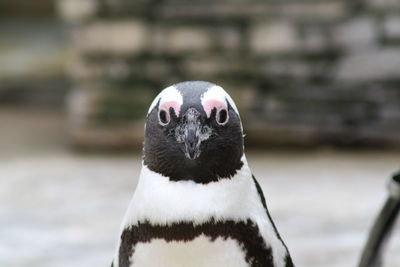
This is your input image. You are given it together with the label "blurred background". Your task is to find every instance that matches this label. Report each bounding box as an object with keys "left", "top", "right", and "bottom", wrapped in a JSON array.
[{"left": 1, "top": 0, "right": 399, "bottom": 266}]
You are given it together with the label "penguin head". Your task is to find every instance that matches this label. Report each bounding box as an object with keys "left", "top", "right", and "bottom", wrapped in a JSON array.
[{"left": 143, "top": 81, "right": 244, "bottom": 183}]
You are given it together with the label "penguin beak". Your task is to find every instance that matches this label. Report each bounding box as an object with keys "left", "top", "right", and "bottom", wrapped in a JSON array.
[
  {"left": 185, "top": 128, "right": 199, "bottom": 160},
  {"left": 175, "top": 108, "right": 212, "bottom": 160}
]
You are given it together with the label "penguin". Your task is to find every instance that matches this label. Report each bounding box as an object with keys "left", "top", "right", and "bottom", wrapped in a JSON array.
[{"left": 112, "top": 81, "right": 294, "bottom": 267}]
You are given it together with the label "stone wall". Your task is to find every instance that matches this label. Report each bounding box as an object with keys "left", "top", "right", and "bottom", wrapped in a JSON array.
[
  {"left": 58, "top": 0, "right": 400, "bottom": 148},
  {"left": 0, "top": 17, "right": 68, "bottom": 108}
]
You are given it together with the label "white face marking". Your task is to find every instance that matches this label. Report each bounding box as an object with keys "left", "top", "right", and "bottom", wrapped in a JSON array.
[
  {"left": 147, "top": 85, "right": 183, "bottom": 116},
  {"left": 114, "top": 156, "right": 288, "bottom": 267},
  {"left": 130, "top": 235, "right": 249, "bottom": 267},
  {"left": 201, "top": 85, "right": 240, "bottom": 117}
]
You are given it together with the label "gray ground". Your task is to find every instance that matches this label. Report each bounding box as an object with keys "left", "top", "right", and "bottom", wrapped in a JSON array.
[{"left": 1, "top": 108, "right": 399, "bottom": 267}]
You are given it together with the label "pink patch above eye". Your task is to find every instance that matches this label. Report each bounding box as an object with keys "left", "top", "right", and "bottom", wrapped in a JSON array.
[
  {"left": 202, "top": 99, "right": 227, "bottom": 118},
  {"left": 159, "top": 101, "right": 181, "bottom": 117}
]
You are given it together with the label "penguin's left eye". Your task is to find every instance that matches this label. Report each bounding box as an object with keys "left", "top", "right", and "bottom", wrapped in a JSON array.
[
  {"left": 216, "top": 108, "right": 229, "bottom": 125},
  {"left": 158, "top": 109, "right": 170, "bottom": 125}
]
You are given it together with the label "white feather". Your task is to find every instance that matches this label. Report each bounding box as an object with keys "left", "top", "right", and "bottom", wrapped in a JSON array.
[
  {"left": 201, "top": 85, "right": 240, "bottom": 116},
  {"left": 130, "top": 235, "right": 249, "bottom": 267},
  {"left": 147, "top": 85, "right": 183, "bottom": 115}
]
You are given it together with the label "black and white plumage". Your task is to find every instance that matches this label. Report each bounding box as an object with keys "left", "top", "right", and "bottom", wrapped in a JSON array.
[{"left": 112, "top": 81, "right": 294, "bottom": 267}]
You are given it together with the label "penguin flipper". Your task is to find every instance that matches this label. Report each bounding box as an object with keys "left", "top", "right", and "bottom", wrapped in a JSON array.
[{"left": 252, "top": 174, "right": 295, "bottom": 267}]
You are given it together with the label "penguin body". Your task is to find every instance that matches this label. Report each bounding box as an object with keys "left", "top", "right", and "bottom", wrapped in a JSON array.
[{"left": 112, "top": 81, "right": 294, "bottom": 267}]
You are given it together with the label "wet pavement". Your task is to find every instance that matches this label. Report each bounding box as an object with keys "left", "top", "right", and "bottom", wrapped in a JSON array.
[{"left": 1, "top": 149, "right": 399, "bottom": 267}]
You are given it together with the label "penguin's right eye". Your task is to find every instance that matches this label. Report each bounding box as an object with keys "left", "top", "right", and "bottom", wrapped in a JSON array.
[
  {"left": 216, "top": 108, "right": 229, "bottom": 125},
  {"left": 158, "top": 109, "right": 170, "bottom": 125}
]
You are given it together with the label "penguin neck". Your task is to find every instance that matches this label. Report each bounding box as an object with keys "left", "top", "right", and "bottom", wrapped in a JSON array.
[{"left": 122, "top": 154, "right": 256, "bottom": 227}]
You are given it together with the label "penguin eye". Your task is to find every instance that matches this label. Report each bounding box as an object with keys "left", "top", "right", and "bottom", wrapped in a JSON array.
[
  {"left": 216, "top": 109, "right": 229, "bottom": 125},
  {"left": 158, "top": 109, "right": 170, "bottom": 125}
]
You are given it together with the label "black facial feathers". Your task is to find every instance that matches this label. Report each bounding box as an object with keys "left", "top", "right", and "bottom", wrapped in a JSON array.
[{"left": 143, "top": 81, "right": 244, "bottom": 184}]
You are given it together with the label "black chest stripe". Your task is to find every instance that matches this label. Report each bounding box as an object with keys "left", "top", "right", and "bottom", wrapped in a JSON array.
[{"left": 119, "top": 218, "right": 274, "bottom": 267}]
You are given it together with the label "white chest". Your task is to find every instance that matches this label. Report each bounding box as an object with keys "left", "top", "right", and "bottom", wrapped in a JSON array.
[
  {"left": 114, "top": 161, "right": 289, "bottom": 267},
  {"left": 130, "top": 235, "right": 249, "bottom": 267}
]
